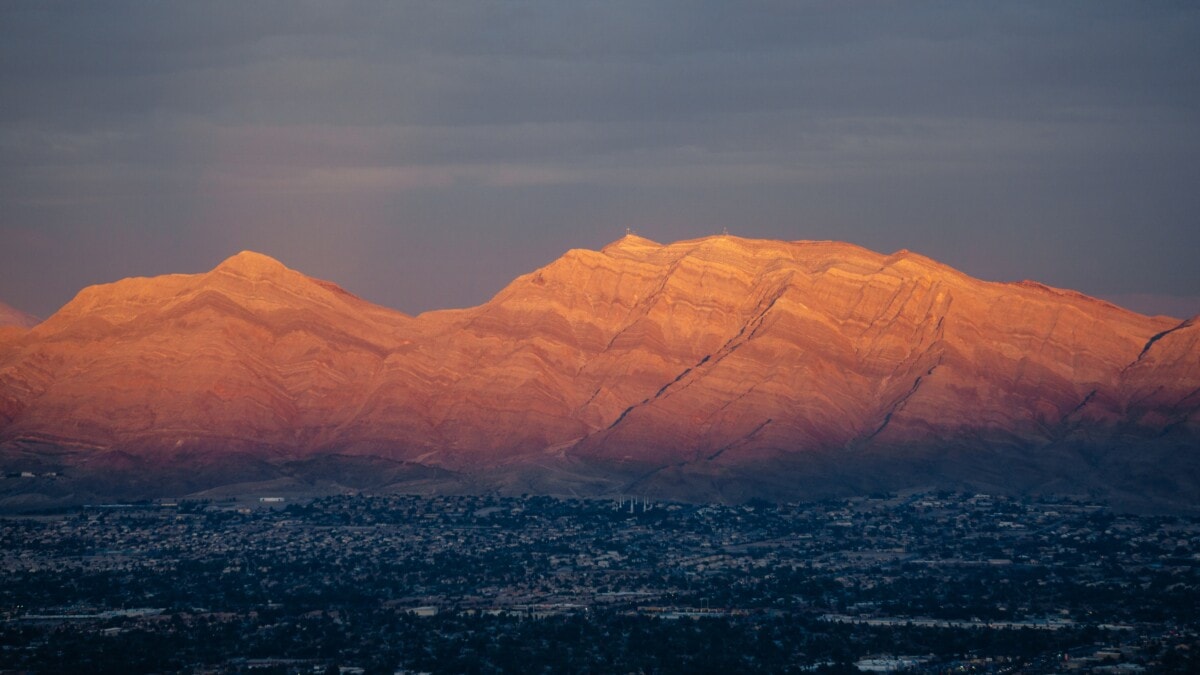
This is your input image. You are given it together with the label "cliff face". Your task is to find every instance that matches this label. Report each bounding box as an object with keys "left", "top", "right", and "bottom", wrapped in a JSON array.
[
  {"left": 0, "top": 236, "right": 1196, "bottom": 507},
  {"left": 1074, "top": 316, "right": 1200, "bottom": 436}
]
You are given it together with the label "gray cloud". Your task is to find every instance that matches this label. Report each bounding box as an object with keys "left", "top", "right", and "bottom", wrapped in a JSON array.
[{"left": 1, "top": 1, "right": 1198, "bottom": 318}]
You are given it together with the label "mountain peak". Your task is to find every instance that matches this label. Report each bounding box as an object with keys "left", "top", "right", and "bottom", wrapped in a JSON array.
[
  {"left": 213, "top": 250, "right": 290, "bottom": 278},
  {"left": 601, "top": 232, "right": 662, "bottom": 255}
]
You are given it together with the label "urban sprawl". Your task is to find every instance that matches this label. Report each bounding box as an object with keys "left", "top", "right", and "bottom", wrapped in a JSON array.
[{"left": 2, "top": 491, "right": 1198, "bottom": 673}]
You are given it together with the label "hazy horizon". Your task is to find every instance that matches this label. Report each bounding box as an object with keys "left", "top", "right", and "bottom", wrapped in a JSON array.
[
  {"left": 3, "top": 235, "right": 1199, "bottom": 323},
  {"left": 2, "top": 2, "right": 1199, "bottom": 320}
]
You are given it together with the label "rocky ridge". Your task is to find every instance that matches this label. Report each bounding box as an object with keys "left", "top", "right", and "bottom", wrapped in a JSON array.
[{"left": 0, "top": 236, "right": 1196, "bottom": 510}]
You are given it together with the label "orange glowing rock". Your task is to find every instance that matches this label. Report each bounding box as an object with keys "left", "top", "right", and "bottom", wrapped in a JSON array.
[{"left": 0, "top": 234, "right": 1196, "bottom": 506}]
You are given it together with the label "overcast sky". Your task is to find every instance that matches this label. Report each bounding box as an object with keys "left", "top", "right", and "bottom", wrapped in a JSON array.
[{"left": 2, "top": 2, "right": 1198, "bottom": 319}]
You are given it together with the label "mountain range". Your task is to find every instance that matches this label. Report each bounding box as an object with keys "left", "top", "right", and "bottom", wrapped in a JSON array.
[{"left": 1, "top": 235, "right": 1197, "bottom": 511}]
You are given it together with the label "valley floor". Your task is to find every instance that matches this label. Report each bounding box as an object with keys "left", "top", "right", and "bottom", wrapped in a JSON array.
[{"left": 1, "top": 492, "right": 1198, "bottom": 673}]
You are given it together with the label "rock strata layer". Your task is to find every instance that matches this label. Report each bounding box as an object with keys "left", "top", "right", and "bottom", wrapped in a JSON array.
[{"left": 1, "top": 236, "right": 1196, "bottom": 509}]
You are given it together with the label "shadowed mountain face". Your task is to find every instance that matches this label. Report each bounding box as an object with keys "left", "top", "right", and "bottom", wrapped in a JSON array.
[{"left": 1, "top": 236, "right": 1197, "bottom": 510}]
